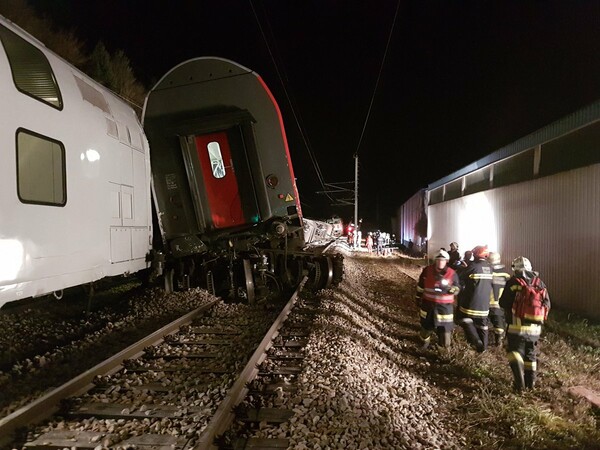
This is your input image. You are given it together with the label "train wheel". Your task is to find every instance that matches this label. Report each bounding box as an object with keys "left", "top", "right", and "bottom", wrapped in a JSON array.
[
  {"left": 243, "top": 259, "right": 256, "bottom": 305},
  {"left": 332, "top": 254, "right": 344, "bottom": 286},
  {"left": 311, "top": 259, "right": 322, "bottom": 290},
  {"left": 321, "top": 256, "right": 334, "bottom": 289}
]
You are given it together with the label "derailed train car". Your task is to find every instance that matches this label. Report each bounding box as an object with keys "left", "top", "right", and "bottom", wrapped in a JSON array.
[
  {"left": 0, "top": 14, "right": 341, "bottom": 309},
  {"left": 143, "top": 58, "right": 342, "bottom": 303}
]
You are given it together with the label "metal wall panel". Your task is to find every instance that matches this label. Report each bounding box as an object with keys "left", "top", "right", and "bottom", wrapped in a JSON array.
[
  {"left": 398, "top": 189, "right": 426, "bottom": 248},
  {"left": 428, "top": 164, "right": 600, "bottom": 319}
]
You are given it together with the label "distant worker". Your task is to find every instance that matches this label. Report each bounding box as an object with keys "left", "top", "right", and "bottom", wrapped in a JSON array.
[
  {"left": 366, "top": 232, "right": 374, "bottom": 254},
  {"left": 454, "top": 250, "right": 473, "bottom": 275},
  {"left": 457, "top": 245, "right": 493, "bottom": 352},
  {"left": 499, "top": 257, "right": 551, "bottom": 391},
  {"left": 408, "top": 239, "right": 414, "bottom": 255},
  {"left": 415, "top": 249, "right": 460, "bottom": 349},
  {"left": 488, "top": 252, "right": 510, "bottom": 346},
  {"left": 376, "top": 232, "right": 384, "bottom": 256},
  {"left": 448, "top": 242, "right": 460, "bottom": 267}
]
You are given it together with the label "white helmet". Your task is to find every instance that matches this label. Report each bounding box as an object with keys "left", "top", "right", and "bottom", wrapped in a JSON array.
[
  {"left": 511, "top": 256, "right": 532, "bottom": 272},
  {"left": 488, "top": 252, "right": 501, "bottom": 265},
  {"left": 435, "top": 249, "right": 450, "bottom": 260}
]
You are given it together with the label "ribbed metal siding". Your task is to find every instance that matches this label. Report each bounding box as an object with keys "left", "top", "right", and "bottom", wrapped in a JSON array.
[
  {"left": 398, "top": 190, "right": 426, "bottom": 247},
  {"left": 428, "top": 164, "right": 600, "bottom": 319}
]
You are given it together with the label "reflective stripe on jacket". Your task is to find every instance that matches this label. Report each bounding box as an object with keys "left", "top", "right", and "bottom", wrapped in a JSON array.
[
  {"left": 417, "top": 264, "right": 460, "bottom": 304},
  {"left": 459, "top": 258, "right": 494, "bottom": 315},
  {"left": 491, "top": 265, "right": 511, "bottom": 308}
]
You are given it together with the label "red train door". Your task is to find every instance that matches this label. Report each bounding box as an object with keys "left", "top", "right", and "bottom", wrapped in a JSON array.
[{"left": 195, "top": 131, "right": 245, "bottom": 229}]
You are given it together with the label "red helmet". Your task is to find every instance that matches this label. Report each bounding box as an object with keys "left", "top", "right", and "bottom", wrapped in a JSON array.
[{"left": 472, "top": 245, "right": 489, "bottom": 259}]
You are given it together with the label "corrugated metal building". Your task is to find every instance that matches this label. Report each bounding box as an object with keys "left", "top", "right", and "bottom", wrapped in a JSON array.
[
  {"left": 397, "top": 189, "right": 427, "bottom": 251},
  {"left": 424, "top": 99, "right": 600, "bottom": 319}
]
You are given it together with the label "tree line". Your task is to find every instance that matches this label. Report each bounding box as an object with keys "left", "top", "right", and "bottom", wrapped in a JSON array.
[{"left": 0, "top": 0, "right": 146, "bottom": 111}]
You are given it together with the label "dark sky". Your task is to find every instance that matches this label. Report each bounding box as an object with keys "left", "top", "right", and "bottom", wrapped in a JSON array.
[{"left": 29, "top": 0, "right": 600, "bottom": 228}]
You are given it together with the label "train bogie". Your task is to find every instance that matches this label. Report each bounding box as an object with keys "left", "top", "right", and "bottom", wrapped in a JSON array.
[{"left": 0, "top": 17, "right": 152, "bottom": 308}]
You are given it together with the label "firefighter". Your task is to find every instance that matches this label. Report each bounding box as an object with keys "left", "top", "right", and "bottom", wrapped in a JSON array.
[
  {"left": 488, "top": 252, "right": 510, "bottom": 346},
  {"left": 448, "top": 242, "right": 460, "bottom": 267},
  {"left": 366, "top": 232, "right": 374, "bottom": 254},
  {"left": 457, "top": 245, "right": 493, "bottom": 352},
  {"left": 415, "top": 249, "right": 460, "bottom": 349},
  {"left": 499, "top": 256, "right": 551, "bottom": 391}
]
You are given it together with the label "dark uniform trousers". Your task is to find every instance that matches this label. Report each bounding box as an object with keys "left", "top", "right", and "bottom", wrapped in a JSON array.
[{"left": 506, "top": 322, "right": 541, "bottom": 390}]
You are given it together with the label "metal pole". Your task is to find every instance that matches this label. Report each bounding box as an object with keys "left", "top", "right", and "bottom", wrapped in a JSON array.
[{"left": 354, "top": 155, "right": 358, "bottom": 227}]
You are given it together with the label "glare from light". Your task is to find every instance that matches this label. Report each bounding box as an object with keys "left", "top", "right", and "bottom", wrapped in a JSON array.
[
  {"left": 456, "top": 192, "right": 498, "bottom": 252},
  {"left": 0, "top": 239, "right": 24, "bottom": 283},
  {"left": 86, "top": 149, "right": 100, "bottom": 162},
  {"left": 80, "top": 153, "right": 85, "bottom": 161}
]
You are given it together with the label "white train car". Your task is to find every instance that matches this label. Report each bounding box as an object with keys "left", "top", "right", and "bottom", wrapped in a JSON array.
[{"left": 0, "top": 16, "right": 152, "bottom": 307}]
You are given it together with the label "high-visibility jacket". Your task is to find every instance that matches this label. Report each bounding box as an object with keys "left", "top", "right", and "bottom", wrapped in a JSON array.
[
  {"left": 459, "top": 258, "right": 493, "bottom": 317},
  {"left": 416, "top": 265, "right": 460, "bottom": 306},
  {"left": 491, "top": 264, "right": 511, "bottom": 308}
]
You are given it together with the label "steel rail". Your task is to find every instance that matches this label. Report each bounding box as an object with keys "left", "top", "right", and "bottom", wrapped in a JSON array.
[
  {"left": 195, "top": 277, "right": 308, "bottom": 450},
  {"left": 0, "top": 300, "right": 218, "bottom": 443}
]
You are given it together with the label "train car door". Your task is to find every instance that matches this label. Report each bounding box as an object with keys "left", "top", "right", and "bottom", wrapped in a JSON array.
[{"left": 194, "top": 131, "right": 247, "bottom": 229}]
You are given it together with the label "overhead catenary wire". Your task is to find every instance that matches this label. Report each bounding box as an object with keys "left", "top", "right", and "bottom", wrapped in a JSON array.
[
  {"left": 249, "top": 0, "right": 335, "bottom": 202},
  {"left": 354, "top": 0, "right": 401, "bottom": 157}
]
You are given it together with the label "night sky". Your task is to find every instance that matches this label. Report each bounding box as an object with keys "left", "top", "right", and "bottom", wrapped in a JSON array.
[{"left": 27, "top": 0, "right": 600, "bottom": 229}]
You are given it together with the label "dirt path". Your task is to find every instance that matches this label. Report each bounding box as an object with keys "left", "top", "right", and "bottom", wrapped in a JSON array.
[{"left": 320, "top": 254, "right": 600, "bottom": 449}]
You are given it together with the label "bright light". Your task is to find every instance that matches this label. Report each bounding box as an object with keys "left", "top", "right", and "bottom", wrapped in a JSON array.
[
  {"left": 0, "top": 239, "right": 24, "bottom": 282},
  {"left": 457, "top": 192, "right": 498, "bottom": 252},
  {"left": 86, "top": 149, "right": 100, "bottom": 162}
]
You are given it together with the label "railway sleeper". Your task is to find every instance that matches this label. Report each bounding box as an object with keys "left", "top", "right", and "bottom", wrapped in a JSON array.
[
  {"left": 237, "top": 407, "right": 294, "bottom": 424},
  {"left": 68, "top": 401, "right": 204, "bottom": 420},
  {"left": 144, "top": 352, "right": 221, "bottom": 359},
  {"left": 125, "top": 364, "right": 230, "bottom": 374},
  {"left": 231, "top": 437, "right": 289, "bottom": 449},
  {"left": 25, "top": 431, "right": 188, "bottom": 450}
]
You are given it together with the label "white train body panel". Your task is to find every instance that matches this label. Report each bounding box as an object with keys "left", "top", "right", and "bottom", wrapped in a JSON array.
[{"left": 0, "top": 17, "right": 152, "bottom": 307}]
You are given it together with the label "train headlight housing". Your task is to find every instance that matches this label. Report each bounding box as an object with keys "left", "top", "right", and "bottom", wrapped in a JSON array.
[{"left": 266, "top": 174, "right": 279, "bottom": 189}]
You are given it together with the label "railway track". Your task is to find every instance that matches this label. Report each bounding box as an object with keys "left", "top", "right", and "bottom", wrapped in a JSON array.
[{"left": 2, "top": 279, "right": 312, "bottom": 450}]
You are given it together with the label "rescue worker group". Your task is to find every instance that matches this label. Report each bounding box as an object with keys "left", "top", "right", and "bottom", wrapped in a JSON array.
[{"left": 414, "top": 243, "right": 551, "bottom": 392}]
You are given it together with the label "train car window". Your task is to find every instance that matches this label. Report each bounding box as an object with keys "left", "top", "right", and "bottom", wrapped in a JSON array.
[
  {"left": 0, "top": 24, "right": 63, "bottom": 110},
  {"left": 207, "top": 141, "right": 226, "bottom": 179},
  {"left": 16, "top": 129, "right": 66, "bottom": 206}
]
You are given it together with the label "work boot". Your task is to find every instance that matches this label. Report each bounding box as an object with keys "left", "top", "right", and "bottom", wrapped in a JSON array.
[
  {"left": 510, "top": 361, "right": 525, "bottom": 392},
  {"left": 476, "top": 327, "right": 488, "bottom": 351},
  {"left": 459, "top": 319, "right": 482, "bottom": 350},
  {"left": 524, "top": 370, "right": 536, "bottom": 389},
  {"left": 439, "top": 331, "right": 452, "bottom": 348},
  {"left": 494, "top": 333, "right": 504, "bottom": 347}
]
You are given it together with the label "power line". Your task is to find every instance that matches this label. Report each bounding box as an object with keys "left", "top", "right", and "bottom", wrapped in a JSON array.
[
  {"left": 249, "top": 0, "right": 334, "bottom": 201},
  {"left": 354, "top": 0, "right": 401, "bottom": 157}
]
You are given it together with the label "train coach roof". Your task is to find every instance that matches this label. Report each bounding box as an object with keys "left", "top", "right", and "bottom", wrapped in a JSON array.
[
  {"left": 428, "top": 98, "right": 600, "bottom": 190},
  {"left": 142, "top": 57, "right": 258, "bottom": 120}
]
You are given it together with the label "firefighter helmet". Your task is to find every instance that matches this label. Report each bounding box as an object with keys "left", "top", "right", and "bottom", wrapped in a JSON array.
[
  {"left": 472, "top": 245, "right": 489, "bottom": 259},
  {"left": 435, "top": 249, "right": 450, "bottom": 260},
  {"left": 511, "top": 256, "right": 532, "bottom": 272},
  {"left": 488, "top": 252, "right": 501, "bottom": 265}
]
